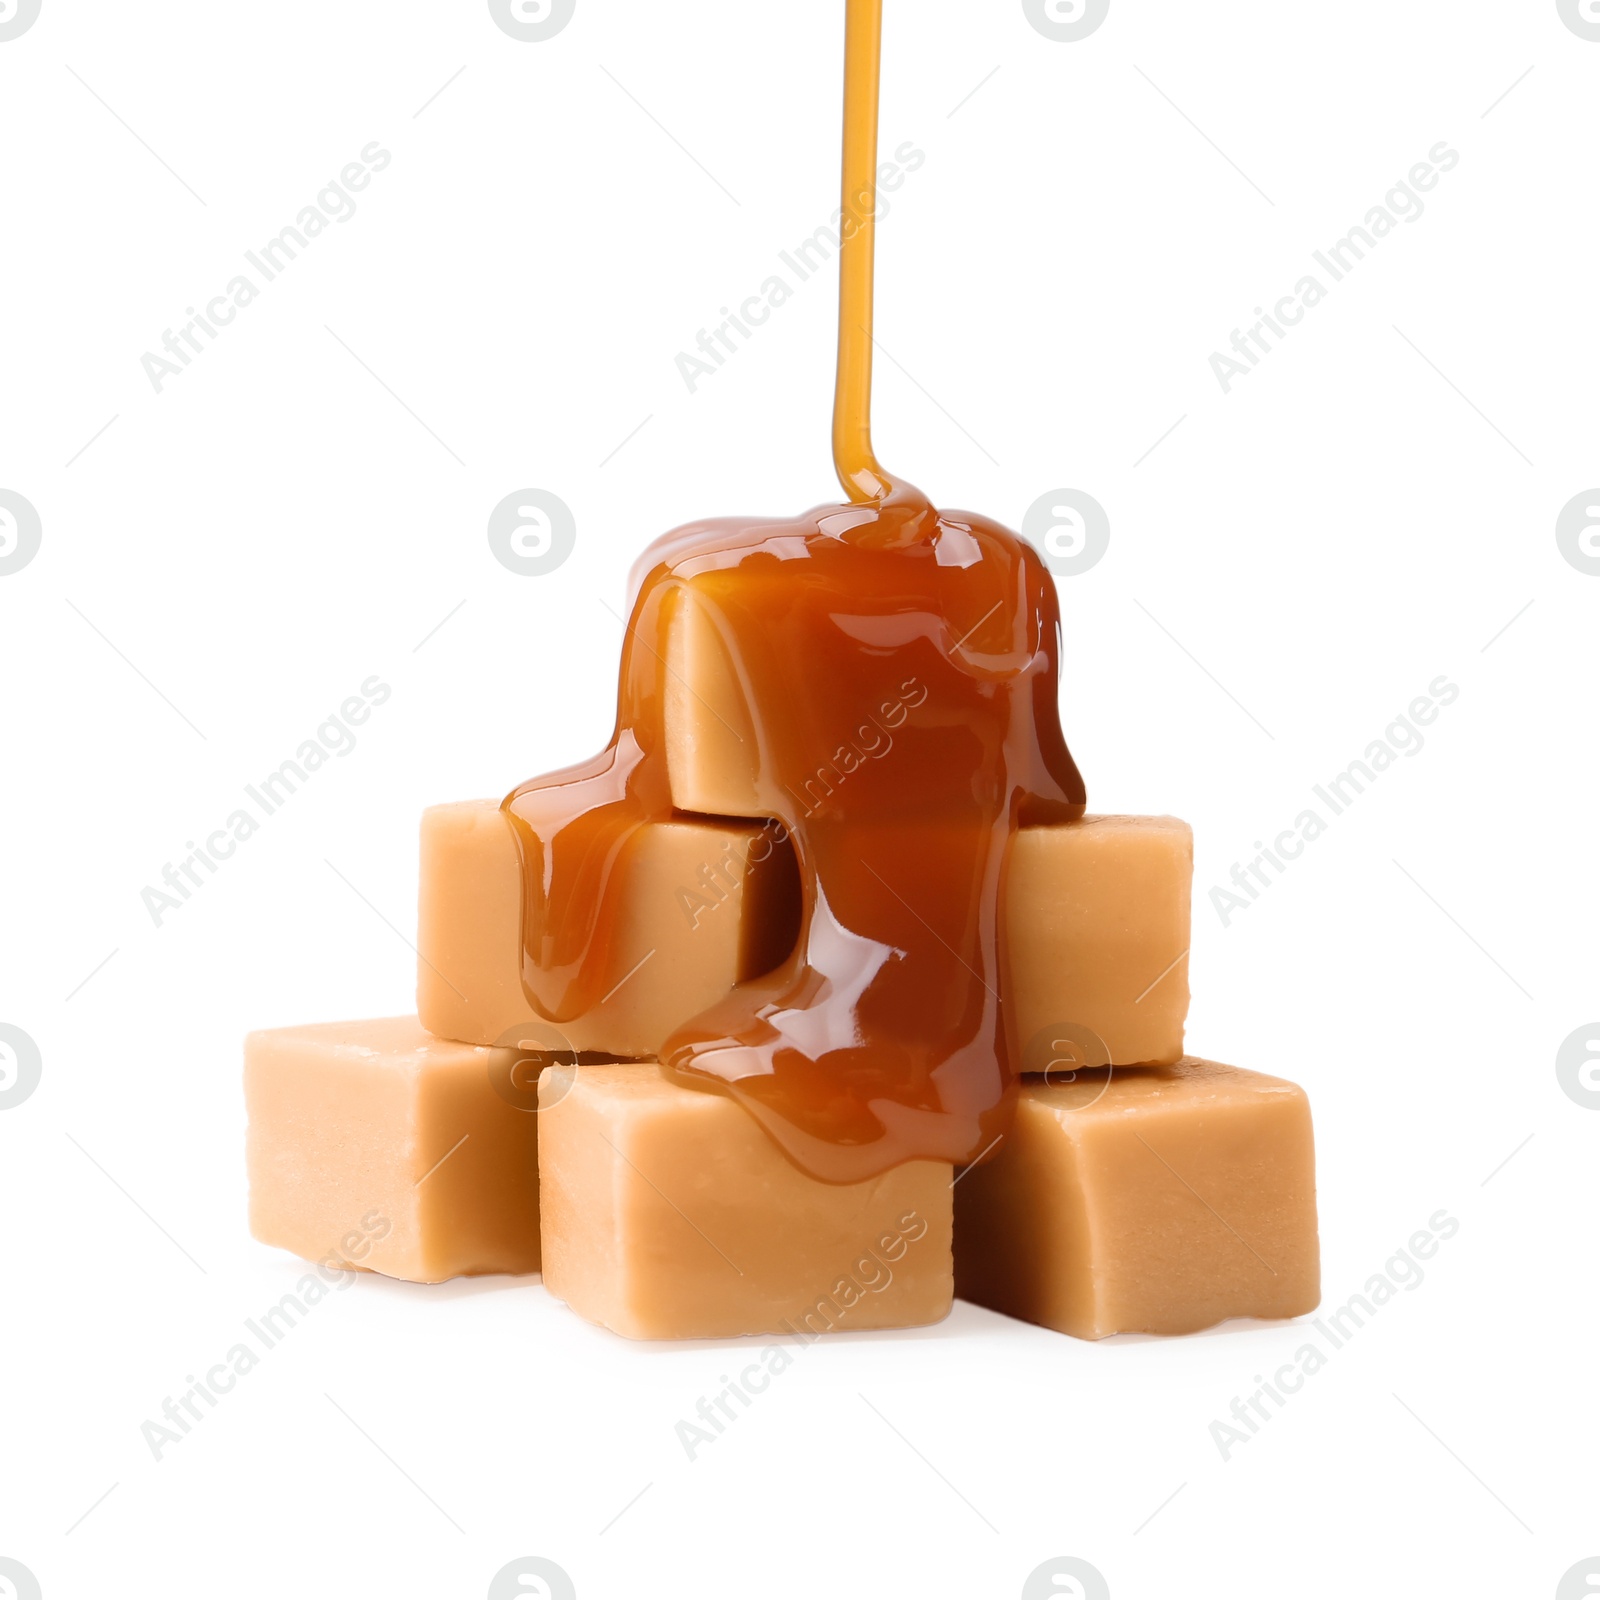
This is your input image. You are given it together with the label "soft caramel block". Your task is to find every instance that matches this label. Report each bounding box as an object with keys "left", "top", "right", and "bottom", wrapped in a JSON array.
[
  {"left": 423, "top": 803, "right": 1190, "bottom": 1068},
  {"left": 955, "top": 1059, "right": 1319, "bottom": 1338},
  {"left": 539, "top": 1064, "right": 953, "bottom": 1339},
  {"left": 662, "top": 585, "right": 1189, "bottom": 1061},
  {"left": 417, "top": 801, "right": 799, "bottom": 1055},
  {"left": 665, "top": 581, "right": 763, "bottom": 819},
  {"left": 246, "top": 1017, "right": 541, "bottom": 1282},
  {"left": 1006, "top": 815, "right": 1191, "bottom": 1068}
]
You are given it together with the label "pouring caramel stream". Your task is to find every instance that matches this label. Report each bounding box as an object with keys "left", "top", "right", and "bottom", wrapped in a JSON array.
[
  {"left": 833, "top": 0, "right": 888, "bottom": 506},
  {"left": 504, "top": 0, "right": 1085, "bottom": 1182}
]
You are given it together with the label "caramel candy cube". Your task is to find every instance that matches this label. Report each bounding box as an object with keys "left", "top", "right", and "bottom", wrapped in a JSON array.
[
  {"left": 419, "top": 803, "right": 1188, "bottom": 1068},
  {"left": 539, "top": 1064, "right": 953, "bottom": 1340},
  {"left": 1007, "top": 816, "right": 1191, "bottom": 1067},
  {"left": 955, "top": 1059, "right": 1319, "bottom": 1338},
  {"left": 665, "top": 582, "right": 764, "bottom": 819},
  {"left": 417, "top": 801, "right": 799, "bottom": 1055},
  {"left": 662, "top": 592, "right": 1190, "bottom": 1062},
  {"left": 246, "top": 1016, "right": 541, "bottom": 1283}
]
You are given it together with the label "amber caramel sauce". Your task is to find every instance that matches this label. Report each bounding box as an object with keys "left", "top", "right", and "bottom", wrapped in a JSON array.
[{"left": 504, "top": 0, "right": 1085, "bottom": 1182}]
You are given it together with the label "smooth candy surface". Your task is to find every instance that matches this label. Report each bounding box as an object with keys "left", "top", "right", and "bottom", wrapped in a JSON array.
[
  {"left": 539, "top": 1063, "right": 954, "bottom": 1340},
  {"left": 954, "top": 1058, "right": 1320, "bottom": 1339},
  {"left": 246, "top": 1016, "right": 541, "bottom": 1283}
]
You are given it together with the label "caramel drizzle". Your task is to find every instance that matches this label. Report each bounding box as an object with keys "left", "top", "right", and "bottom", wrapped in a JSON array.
[
  {"left": 834, "top": 0, "right": 889, "bottom": 505},
  {"left": 503, "top": 0, "right": 1086, "bottom": 1182}
]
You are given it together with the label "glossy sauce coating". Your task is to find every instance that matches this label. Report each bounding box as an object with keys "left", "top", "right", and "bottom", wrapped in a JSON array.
[{"left": 504, "top": 0, "right": 1085, "bottom": 1181}]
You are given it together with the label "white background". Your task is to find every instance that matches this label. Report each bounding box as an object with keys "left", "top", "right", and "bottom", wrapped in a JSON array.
[{"left": 2, "top": 2, "right": 1596, "bottom": 1597}]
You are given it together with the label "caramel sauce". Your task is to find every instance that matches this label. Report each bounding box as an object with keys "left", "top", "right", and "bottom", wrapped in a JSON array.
[{"left": 504, "top": 0, "right": 1085, "bottom": 1182}]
